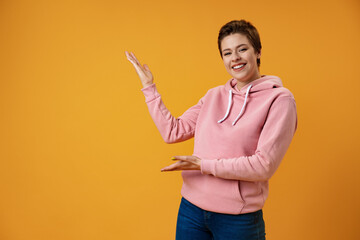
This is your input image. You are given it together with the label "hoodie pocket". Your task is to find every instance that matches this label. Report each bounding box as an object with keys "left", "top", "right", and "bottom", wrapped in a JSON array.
[{"left": 234, "top": 180, "right": 245, "bottom": 203}]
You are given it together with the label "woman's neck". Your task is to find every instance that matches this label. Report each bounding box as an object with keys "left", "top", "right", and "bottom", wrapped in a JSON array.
[{"left": 236, "top": 72, "right": 261, "bottom": 91}]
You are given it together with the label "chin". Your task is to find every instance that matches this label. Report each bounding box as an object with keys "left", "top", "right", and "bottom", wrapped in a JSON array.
[{"left": 233, "top": 74, "right": 250, "bottom": 82}]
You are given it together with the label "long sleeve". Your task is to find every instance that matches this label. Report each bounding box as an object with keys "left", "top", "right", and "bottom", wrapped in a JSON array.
[
  {"left": 141, "top": 84, "right": 203, "bottom": 144},
  {"left": 201, "top": 96, "right": 298, "bottom": 181}
]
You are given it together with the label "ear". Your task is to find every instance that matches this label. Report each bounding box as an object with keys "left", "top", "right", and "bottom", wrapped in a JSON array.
[{"left": 257, "top": 50, "right": 261, "bottom": 59}]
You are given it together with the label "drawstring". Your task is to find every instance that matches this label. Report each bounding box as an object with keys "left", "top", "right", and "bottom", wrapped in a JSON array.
[
  {"left": 217, "top": 89, "right": 233, "bottom": 123},
  {"left": 218, "top": 85, "right": 252, "bottom": 126},
  {"left": 232, "top": 85, "right": 252, "bottom": 125}
]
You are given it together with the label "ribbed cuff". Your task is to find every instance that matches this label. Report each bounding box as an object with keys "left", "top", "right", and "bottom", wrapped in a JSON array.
[
  {"left": 141, "top": 83, "right": 161, "bottom": 102},
  {"left": 201, "top": 159, "right": 216, "bottom": 175}
]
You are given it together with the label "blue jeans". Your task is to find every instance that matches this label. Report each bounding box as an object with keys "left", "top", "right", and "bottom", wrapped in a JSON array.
[{"left": 176, "top": 197, "right": 266, "bottom": 240}]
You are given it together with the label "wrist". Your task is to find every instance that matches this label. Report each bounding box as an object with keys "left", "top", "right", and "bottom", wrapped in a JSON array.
[{"left": 142, "top": 82, "right": 153, "bottom": 88}]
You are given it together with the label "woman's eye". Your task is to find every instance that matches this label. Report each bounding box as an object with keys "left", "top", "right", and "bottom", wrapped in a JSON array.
[
  {"left": 239, "top": 48, "right": 247, "bottom": 52},
  {"left": 224, "top": 52, "right": 231, "bottom": 56}
]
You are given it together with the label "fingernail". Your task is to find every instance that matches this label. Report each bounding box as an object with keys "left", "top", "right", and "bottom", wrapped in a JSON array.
[{"left": 171, "top": 157, "right": 176, "bottom": 160}]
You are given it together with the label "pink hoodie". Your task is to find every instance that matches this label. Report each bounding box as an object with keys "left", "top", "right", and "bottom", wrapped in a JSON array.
[{"left": 141, "top": 75, "right": 297, "bottom": 214}]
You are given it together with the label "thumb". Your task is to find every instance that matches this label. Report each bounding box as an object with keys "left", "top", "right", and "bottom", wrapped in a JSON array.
[{"left": 143, "top": 64, "right": 150, "bottom": 71}]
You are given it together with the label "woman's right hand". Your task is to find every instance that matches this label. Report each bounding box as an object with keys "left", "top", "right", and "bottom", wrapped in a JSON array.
[{"left": 125, "top": 51, "right": 154, "bottom": 88}]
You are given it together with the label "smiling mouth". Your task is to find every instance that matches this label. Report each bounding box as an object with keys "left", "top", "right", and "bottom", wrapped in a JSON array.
[{"left": 232, "top": 63, "right": 246, "bottom": 70}]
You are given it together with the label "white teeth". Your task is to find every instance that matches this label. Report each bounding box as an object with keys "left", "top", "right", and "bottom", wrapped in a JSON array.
[{"left": 233, "top": 64, "right": 245, "bottom": 69}]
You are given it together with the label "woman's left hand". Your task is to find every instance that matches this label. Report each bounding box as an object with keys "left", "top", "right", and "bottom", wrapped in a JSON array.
[{"left": 161, "top": 156, "right": 201, "bottom": 172}]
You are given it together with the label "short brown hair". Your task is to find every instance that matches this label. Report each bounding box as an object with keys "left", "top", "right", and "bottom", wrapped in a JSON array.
[{"left": 218, "top": 20, "right": 262, "bottom": 67}]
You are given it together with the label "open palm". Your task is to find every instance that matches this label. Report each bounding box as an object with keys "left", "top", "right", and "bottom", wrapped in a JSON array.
[{"left": 125, "top": 51, "right": 153, "bottom": 88}]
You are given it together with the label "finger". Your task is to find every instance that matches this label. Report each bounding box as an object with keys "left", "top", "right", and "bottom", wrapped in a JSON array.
[
  {"left": 130, "top": 52, "right": 143, "bottom": 68},
  {"left": 126, "top": 52, "right": 146, "bottom": 75},
  {"left": 131, "top": 54, "right": 150, "bottom": 77},
  {"left": 125, "top": 51, "right": 140, "bottom": 66},
  {"left": 143, "top": 64, "right": 151, "bottom": 72},
  {"left": 172, "top": 156, "right": 193, "bottom": 162},
  {"left": 125, "top": 51, "right": 136, "bottom": 62},
  {"left": 125, "top": 51, "right": 139, "bottom": 67},
  {"left": 161, "top": 162, "right": 182, "bottom": 172},
  {"left": 125, "top": 51, "right": 134, "bottom": 62}
]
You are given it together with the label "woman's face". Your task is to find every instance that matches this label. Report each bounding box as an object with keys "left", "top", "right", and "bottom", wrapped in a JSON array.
[{"left": 221, "top": 33, "right": 261, "bottom": 88}]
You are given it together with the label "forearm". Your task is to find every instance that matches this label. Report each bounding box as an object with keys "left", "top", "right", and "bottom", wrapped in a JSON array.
[
  {"left": 201, "top": 146, "right": 290, "bottom": 182},
  {"left": 142, "top": 84, "right": 200, "bottom": 143}
]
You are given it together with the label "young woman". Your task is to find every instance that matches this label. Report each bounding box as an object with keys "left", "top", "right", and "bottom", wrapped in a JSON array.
[{"left": 126, "top": 19, "right": 297, "bottom": 240}]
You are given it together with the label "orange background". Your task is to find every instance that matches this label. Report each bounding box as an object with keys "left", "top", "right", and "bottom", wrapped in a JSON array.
[{"left": 1, "top": 0, "right": 359, "bottom": 239}]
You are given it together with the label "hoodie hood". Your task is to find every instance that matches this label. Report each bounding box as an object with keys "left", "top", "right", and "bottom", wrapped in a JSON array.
[
  {"left": 218, "top": 75, "right": 283, "bottom": 126},
  {"left": 225, "top": 75, "right": 283, "bottom": 94}
]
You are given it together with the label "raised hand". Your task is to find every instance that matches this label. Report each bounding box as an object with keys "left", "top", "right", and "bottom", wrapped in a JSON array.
[
  {"left": 161, "top": 156, "right": 201, "bottom": 172},
  {"left": 125, "top": 51, "right": 153, "bottom": 88}
]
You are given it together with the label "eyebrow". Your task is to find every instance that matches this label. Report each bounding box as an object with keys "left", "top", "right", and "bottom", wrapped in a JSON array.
[{"left": 222, "top": 44, "right": 248, "bottom": 52}]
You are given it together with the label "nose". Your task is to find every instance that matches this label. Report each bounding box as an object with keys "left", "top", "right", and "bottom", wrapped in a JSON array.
[{"left": 231, "top": 52, "right": 241, "bottom": 62}]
